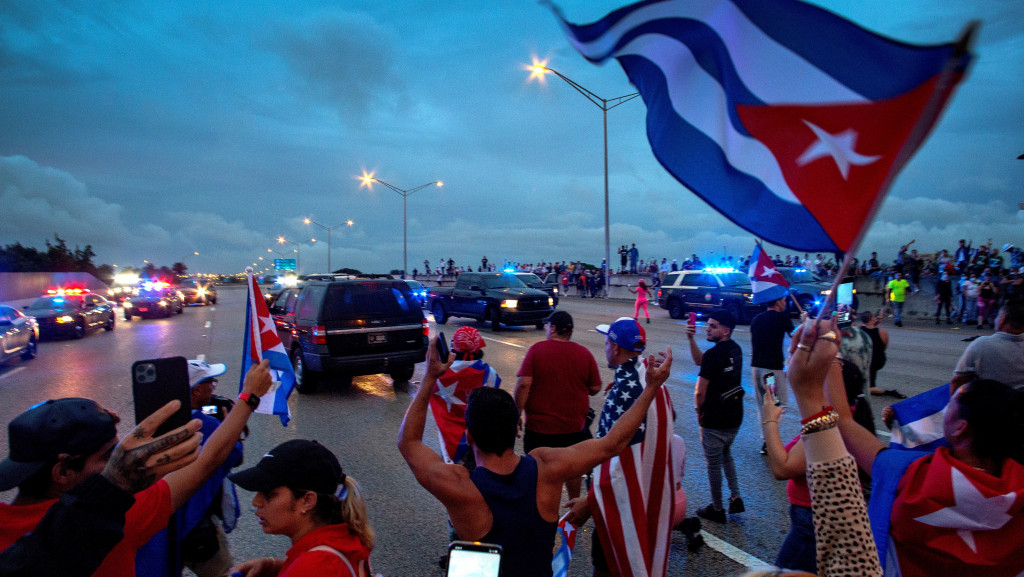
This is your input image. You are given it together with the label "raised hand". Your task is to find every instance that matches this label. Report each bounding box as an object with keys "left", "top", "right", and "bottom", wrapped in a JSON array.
[{"left": 101, "top": 400, "right": 203, "bottom": 494}]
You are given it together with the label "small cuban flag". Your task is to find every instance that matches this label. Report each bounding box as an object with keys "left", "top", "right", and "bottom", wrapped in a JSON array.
[
  {"left": 552, "top": 512, "right": 577, "bottom": 577},
  {"left": 240, "top": 268, "right": 295, "bottom": 426},
  {"left": 748, "top": 243, "right": 790, "bottom": 305}
]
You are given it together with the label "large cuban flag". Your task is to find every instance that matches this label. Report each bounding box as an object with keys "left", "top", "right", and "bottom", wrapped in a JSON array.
[
  {"left": 240, "top": 269, "right": 295, "bottom": 426},
  {"left": 429, "top": 360, "right": 501, "bottom": 464},
  {"left": 553, "top": 0, "right": 973, "bottom": 252},
  {"left": 748, "top": 243, "right": 789, "bottom": 304}
]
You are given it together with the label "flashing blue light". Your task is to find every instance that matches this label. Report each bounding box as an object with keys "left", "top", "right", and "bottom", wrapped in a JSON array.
[
  {"left": 53, "top": 297, "right": 65, "bottom": 304},
  {"left": 794, "top": 268, "right": 807, "bottom": 273},
  {"left": 503, "top": 268, "right": 515, "bottom": 274},
  {"left": 705, "top": 267, "right": 737, "bottom": 273}
]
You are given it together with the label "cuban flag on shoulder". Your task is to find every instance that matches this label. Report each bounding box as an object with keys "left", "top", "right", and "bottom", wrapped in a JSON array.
[
  {"left": 888, "top": 383, "right": 951, "bottom": 453},
  {"left": 748, "top": 243, "right": 789, "bottom": 304},
  {"left": 241, "top": 269, "right": 295, "bottom": 426},
  {"left": 552, "top": 0, "right": 973, "bottom": 252}
]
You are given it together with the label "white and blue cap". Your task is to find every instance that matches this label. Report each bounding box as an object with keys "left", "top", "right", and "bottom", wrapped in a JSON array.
[
  {"left": 596, "top": 316, "right": 647, "bottom": 352},
  {"left": 187, "top": 359, "right": 226, "bottom": 388}
]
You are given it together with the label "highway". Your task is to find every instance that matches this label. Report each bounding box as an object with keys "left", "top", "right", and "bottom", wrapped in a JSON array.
[{"left": 0, "top": 285, "right": 973, "bottom": 576}]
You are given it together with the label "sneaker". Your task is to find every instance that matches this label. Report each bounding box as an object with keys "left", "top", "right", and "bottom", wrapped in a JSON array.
[
  {"left": 883, "top": 389, "right": 908, "bottom": 399},
  {"left": 760, "top": 442, "right": 768, "bottom": 455},
  {"left": 728, "top": 496, "right": 745, "bottom": 514},
  {"left": 696, "top": 504, "right": 726, "bottom": 523}
]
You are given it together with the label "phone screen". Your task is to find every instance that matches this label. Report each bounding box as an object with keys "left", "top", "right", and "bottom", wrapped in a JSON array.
[
  {"left": 764, "top": 372, "right": 779, "bottom": 406},
  {"left": 436, "top": 331, "right": 449, "bottom": 361},
  {"left": 447, "top": 542, "right": 501, "bottom": 577}
]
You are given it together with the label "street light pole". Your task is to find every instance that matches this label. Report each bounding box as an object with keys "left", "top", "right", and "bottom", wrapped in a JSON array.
[
  {"left": 530, "top": 63, "right": 640, "bottom": 296},
  {"left": 303, "top": 219, "right": 353, "bottom": 273},
  {"left": 359, "top": 174, "right": 443, "bottom": 278}
]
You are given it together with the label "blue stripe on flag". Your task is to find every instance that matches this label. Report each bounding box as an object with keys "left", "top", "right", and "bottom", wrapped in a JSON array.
[
  {"left": 621, "top": 54, "right": 836, "bottom": 251},
  {"left": 889, "top": 383, "right": 950, "bottom": 451},
  {"left": 731, "top": 0, "right": 958, "bottom": 99}
]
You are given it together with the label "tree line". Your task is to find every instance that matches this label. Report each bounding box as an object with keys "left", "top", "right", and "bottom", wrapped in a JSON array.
[{"left": 0, "top": 235, "right": 186, "bottom": 282}]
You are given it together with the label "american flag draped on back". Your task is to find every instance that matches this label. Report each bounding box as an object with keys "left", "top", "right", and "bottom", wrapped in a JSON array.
[
  {"left": 551, "top": 0, "right": 972, "bottom": 253},
  {"left": 589, "top": 359, "right": 676, "bottom": 577},
  {"left": 428, "top": 360, "right": 501, "bottom": 464},
  {"left": 240, "top": 270, "right": 295, "bottom": 426}
]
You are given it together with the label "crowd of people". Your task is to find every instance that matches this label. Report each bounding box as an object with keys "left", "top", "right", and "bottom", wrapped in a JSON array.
[{"left": 2, "top": 299, "right": 1022, "bottom": 576}]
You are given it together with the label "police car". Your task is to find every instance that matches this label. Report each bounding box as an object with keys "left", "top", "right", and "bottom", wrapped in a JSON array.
[
  {"left": 23, "top": 288, "right": 117, "bottom": 339},
  {"left": 657, "top": 268, "right": 762, "bottom": 323}
]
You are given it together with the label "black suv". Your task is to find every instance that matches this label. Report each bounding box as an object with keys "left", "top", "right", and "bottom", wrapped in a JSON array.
[
  {"left": 657, "top": 269, "right": 762, "bottom": 323},
  {"left": 268, "top": 277, "right": 428, "bottom": 393}
]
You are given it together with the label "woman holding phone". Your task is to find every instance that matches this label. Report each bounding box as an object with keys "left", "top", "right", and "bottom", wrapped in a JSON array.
[{"left": 227, "top": 440, "right": 375, "bottom": 577}]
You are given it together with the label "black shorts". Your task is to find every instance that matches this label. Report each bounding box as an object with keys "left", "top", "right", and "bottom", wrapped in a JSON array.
[{"left": 522, "top": 428, "right": 591, "bottom": 453}]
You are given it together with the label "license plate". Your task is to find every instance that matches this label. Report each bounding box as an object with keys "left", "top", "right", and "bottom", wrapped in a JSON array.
[
  {"left": 368, "top": 333, "right": 387, "bottom": 344},
  {"left": 139, "top": 307, "right": 149, "bottom": 312}
]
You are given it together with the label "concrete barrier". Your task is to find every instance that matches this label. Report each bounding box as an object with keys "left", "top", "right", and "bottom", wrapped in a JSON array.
[{"left": 0, "top": 272, "right": 109, "bottom": 308}]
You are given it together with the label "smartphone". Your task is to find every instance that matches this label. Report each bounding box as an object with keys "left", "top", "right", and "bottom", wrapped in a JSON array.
[
  {"left": 688, "top": 312, "right": 697, "bottom": 326},
  {"left": 764, "top": 372, "right": 780, "bottom": 406},
  {"left": 132, "top": 356, "right": 192, "bottom": 437},
  {"left": 436, "top": 330, "right": 450, "bottom": 361},
  {"left": 446, "top": 541, "right": 501, "bottom": 577}
]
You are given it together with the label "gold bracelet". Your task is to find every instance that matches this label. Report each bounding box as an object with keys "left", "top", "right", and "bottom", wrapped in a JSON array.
[
  {"left": 800, "top": 410, "right": 839, "bottom": 435},
  {"left": 762, "top": 419, "right": 777, "bottom": 425}
]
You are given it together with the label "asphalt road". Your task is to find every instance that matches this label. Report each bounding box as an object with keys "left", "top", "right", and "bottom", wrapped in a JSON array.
[{"left": 0, "top": 286, "right": 975, "bottom": 576}]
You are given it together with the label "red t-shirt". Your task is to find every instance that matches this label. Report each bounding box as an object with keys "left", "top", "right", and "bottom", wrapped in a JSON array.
[
  {"left": 784, "top": 436, "right": 811, "bottom": 508},
  {"left": 517, "top": 339, "right": 601, "bottom": 434},
  {"left": 0, "top": 480, "right": 172, "bottom": 577}
]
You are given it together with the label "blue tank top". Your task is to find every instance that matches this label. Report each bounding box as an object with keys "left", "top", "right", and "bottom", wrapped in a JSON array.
[{"left": 470, "top": 455, "right": 556, "bottom": 577}]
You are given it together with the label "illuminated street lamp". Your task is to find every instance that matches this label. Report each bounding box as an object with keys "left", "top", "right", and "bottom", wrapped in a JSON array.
[
  {"left": 528, "top": 58, "right": 640, "bottom": 295},
  {"left": 360, "top": 171, "right": 442, "bottom": 278},
  {"left": 303, "top": 218, "right": 354, "bottom": 273}
]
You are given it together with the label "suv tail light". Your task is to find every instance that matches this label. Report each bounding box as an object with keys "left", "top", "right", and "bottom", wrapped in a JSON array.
[
  {"left": 658, "top": 289, "right": 662, "bottom": 298},
  {"left": 422, "top": 317, "right": 429, "bottom": 337},
  {"left": 311, "top": 325, "right": 327, "bottom": 345}
]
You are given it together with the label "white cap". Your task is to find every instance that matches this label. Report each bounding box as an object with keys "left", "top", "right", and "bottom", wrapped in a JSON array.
[{"left": 187, "top": 359, "right": 227, "bottom": 388}]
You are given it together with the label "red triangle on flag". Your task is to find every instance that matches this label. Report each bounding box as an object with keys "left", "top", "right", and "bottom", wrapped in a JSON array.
[{"left": 737, "top": 77, "right": 940, "bottom": 251}]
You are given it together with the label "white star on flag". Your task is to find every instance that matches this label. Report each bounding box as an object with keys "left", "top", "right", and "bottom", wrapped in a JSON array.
[
  {"left": 563, "top": 521, "right": 575, "bottom": 540},
  {"left": 758, "top": 264, "right": 781, "bottom": 279},
  {"left": 259, "top": 314, "right": 276, "bottom": 337},
  {"left": 914, "top": 467, "right": 1017, "bottom": 553},
  {"left": 796, "top": 120, "right": 882, "bottom": 179},
  {"left": 434, "top": 382, "right": 465, "bottom": 412}
]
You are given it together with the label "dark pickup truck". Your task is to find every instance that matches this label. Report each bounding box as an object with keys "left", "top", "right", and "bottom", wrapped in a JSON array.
[{"left": 428, "top": 272, "right": 555, "bottom": 331}]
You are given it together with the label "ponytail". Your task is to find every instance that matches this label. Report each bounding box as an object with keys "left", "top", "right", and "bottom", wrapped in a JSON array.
[{"left": 300, "top": 476, "right": 376, "bottom": 550}]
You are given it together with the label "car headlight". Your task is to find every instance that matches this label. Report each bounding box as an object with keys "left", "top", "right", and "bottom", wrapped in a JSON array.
[
  {"left": 123, "top": 302, "right": 133, "bottom": 308},
  {"left": 553, "top": 288, "right": 559, "bottom": 294},
  {"left": 548, "top": 297, "right": 554, "bottom": 306},
  {"left": 500, "top": 299, "right": 518, "bottom": 308},
  {"left": 159, "top": 301, "right": 168, "bottom": 307},
  {"left": 197, "top": 288, "right": 207, "bottom": 296},
  {"left": 821, "top": 289, "right": 832, "bottom": 296},
  {"left": 56, "top": 315, "right": 74, "bottom": 323}
]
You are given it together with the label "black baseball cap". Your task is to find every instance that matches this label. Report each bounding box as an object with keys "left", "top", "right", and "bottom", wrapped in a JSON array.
[
  {"left": 544, "top": 310, "right": 574, "bottom": 332},
  {"left": 229, "top": 439, "right": 344, "bottom": 495},
  {"left": 0, "top": 398, "right": 119, "bottom": 492}
]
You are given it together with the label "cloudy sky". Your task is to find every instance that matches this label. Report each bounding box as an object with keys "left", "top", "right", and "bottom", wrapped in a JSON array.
[{"left": 1, "top": 0, "right": 1022, "bottom": 275}]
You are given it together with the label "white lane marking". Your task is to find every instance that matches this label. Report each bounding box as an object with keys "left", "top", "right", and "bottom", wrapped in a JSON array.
[
  {"left": 0, "top": 366, "right": 26, "bottom": 381},
  {"left": 482, "top": 336, "right": 524, "bottom": 348},
  {"left": 197, "top": 354, "right": 206, "bottom": 362},
  {"left": 701, "top": 531, "right": 775, "bottom": 571},
  {"left": 204, "top": 321, "right": 212, "bottom": 328}
]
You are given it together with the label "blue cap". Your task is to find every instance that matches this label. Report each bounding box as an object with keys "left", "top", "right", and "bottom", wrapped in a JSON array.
[{"left": 595, "top": 317, "right": 646, "bottom": 352}]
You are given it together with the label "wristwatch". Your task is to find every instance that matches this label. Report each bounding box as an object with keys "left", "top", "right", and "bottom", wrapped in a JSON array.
[{"left": 237, "top": 392, "right": 261, "bottom": 410}]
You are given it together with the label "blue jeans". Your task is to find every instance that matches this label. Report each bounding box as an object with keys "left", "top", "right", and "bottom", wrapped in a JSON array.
[
  {"left": 775, "top": 504, "right": 817, "bottom": 573},
  {"left": 700, "top": 426, "right": 740, "bottom": 509},
  {"left": 892, "top": 300, "right": 905, "bottom": 324}
]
